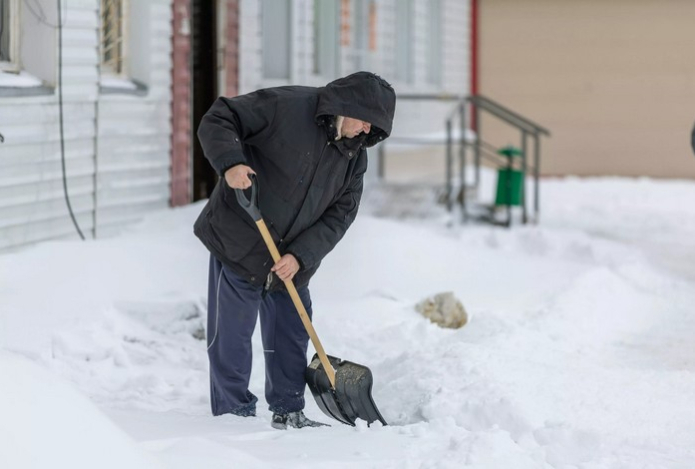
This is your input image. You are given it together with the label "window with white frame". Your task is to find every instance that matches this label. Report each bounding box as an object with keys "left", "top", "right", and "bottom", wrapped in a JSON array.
[
  {"left": 0, "top": 0, "right": 20, "bottom": 72},
  {"left": 101, "top": 0, "right": 128, "bottom": 76},
  {"left": 262, "top": 0, "right": 291, "bottom": 80},
  {"left": 426, "top": 0, "right": 442, "bottom": 86},
  {"left": 394, "top": 0, "right": 413, "bottom": 84},
  {"left": 313, "top": 0, "right": 338, "bottom": 79}
]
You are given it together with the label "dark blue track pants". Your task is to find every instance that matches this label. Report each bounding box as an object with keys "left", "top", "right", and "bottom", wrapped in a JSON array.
[{"left": 206, "top": 255, "right": 313, "bottom": 416}]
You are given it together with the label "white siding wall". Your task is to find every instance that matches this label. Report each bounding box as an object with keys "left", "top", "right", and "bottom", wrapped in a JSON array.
[
  {"left": 96, "top": 0, "right": 173, "bottom": 238},
  {"left": 0, "top": 0, "right": 173, "bottom": 250},
  {"left": 239, "top": 0, "right": 263, "bottom": 94},
  {"left": 442, "top": 0, "right": 469, "bottom": 93},
  {"left": 238, "top": 0, "right": 470, "bottom": 144},
  {"left": 375, "top": 0, "right": 397, "bottom": 81},
  {"left": 0, "top": 1, "right": 99, "bottom": 250},
  {"left": 389, "top": 0, "right": 470, "bottom": 137}
]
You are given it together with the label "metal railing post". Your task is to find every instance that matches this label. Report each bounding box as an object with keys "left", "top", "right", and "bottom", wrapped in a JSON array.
[
  {"left": 505, "top": 154, "right": 512, "bottom": 227},
  {"left": 534, "top": 133, "right": 540, "bottom": 223},
  {"left": 521, "top": 130, "right": 528, "bottom": 224},
  {"left": 459, "top": 102, "right": 467, "bottom": 222},
  {"left": 377, "top": 142, "right": 385, "bottom": 180},
  {"left": 474, "top": 103, "right": 481, "bottom": 188}
]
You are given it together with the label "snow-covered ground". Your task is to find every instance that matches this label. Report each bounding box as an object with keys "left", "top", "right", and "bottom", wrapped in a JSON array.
[{"left": 2, "top": 171, "right": 695, "bottom": 468}]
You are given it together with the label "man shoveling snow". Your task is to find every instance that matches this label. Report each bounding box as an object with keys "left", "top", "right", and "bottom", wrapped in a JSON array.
[{"left": 194, "top": 72, "right": 396, "bottom": 429}]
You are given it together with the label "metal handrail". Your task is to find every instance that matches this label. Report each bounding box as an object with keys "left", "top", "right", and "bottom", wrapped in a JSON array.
[
  {"left": 393, "top": 94, "right": 549, "bottom": 135},
  {"left": 478, "top": 140, "right": 537, "bottom": 170},
  {"left": 396, "top": 94, "right": 464, "bottom": 101},
  {"left": 378, "top": 94, "right": 549, "bottom": 226},
  {"left": 386, "top": 137, "right": 456, "bottom": 144},
  {"left": 460, "top": 94, "right": 551, "bottom": 225},
  {"left": 467, "top": 95, "right": 550, "bottom": 136}
]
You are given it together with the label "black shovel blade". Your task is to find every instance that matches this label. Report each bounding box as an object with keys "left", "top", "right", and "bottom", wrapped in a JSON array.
[{"left": 305, "top": 354, "right": 387, "bottom": 427}]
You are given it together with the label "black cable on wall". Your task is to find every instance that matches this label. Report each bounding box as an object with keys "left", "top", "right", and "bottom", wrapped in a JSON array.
[{"left": 56, "top": 0, "right": 86, "bottom": 240}]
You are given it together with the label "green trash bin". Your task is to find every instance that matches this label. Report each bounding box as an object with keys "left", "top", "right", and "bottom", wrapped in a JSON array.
[
  {"left": 494, "top": 145, "right": 524, "bottom": 207},
  {"left": 495, "top": 168, "right": 524, "bottom": 206}
]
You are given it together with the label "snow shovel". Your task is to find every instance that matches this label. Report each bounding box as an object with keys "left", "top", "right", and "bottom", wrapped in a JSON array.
[{"left": 235, "top": 178, "right": 387, "bottom": 427}]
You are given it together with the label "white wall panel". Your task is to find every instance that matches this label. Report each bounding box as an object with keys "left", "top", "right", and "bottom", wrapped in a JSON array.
[
  {"left": 0, "top": 211, "right": 96, "bottom": 250},
  {"left": 0, "top": 174, "right": 95, "bottom": 212},
  {"left": 0, "top": 194, "right": 94, "bottom": 231},
  {"left": 0, "top": 140, "right": 95, "bottom": 166},
  {"left": 239, "top": 0, "right": 470, "bottom": 126},
  {"left": 0, "top": 157, "right": 95, "bottom": 187},
  {"left": 94, "top": 0, "right": 173, "bottom": 238},
  {"left": 1, "top": 0, "right": 175, "bottom": 251}
]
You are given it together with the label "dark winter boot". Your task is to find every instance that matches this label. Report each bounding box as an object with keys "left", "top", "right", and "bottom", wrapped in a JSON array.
[{"left": 270, "top": 411, "right": 329, "bottom": 430}]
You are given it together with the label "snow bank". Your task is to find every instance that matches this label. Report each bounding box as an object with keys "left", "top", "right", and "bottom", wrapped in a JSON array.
[
  {"left": 2, "top": 175, "right": 695, "bottom": 467},
  {"left": 0, "top": 352, "right": 159, "bottom": 469}
]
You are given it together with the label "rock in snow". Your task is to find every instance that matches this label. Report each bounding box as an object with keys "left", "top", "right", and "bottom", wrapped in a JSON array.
[{"left": 416, "top": 292, "right": 469, "bottom": 329}]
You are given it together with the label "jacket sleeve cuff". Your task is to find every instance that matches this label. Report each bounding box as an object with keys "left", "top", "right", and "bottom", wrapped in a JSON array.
[
  {"left": 286, "top": 246, "right": 311, "bottom": 271},
  {"left": 212, "top": 150, "right": 248, "bottom": 177}
]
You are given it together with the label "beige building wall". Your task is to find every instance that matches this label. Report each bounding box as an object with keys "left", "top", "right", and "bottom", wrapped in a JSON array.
[{"left": 479, "top": 0, "right": 695, "bottom": 178}]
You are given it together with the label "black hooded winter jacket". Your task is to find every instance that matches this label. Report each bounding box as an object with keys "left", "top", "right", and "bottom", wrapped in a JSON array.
[{"left": 194, "top": 72, "right": 397, "bottom": 291}]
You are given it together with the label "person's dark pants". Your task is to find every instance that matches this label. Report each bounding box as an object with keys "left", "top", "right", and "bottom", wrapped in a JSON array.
[{"left": 206, "top": 255, "right": 313, "bottom": 416}]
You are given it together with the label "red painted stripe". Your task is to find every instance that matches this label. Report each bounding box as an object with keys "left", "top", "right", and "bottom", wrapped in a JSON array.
[{"left": 170, "top": 0, "right": 193, "bottom": 207}]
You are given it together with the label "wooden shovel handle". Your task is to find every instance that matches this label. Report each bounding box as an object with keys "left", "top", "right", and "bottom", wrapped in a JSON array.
[{"left": 255, "top": 219, "right": 337, "bottom": 388}]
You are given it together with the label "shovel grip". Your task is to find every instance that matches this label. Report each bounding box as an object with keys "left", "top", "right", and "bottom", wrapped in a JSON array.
[
  {"left": 234, "top": 174, "right": 261, "bottom": 222},
  {"left": 254, "top": 219, "right": 337, "bottom": 388}
]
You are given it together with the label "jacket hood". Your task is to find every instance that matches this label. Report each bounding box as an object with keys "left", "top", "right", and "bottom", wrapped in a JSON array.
[{"left": 316, "top": 71, "right": 396, "bottom": 148}]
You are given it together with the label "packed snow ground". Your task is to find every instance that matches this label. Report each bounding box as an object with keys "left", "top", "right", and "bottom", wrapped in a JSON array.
[{"left": 2, "top": 171, "right": 695, "bottom": 468}]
